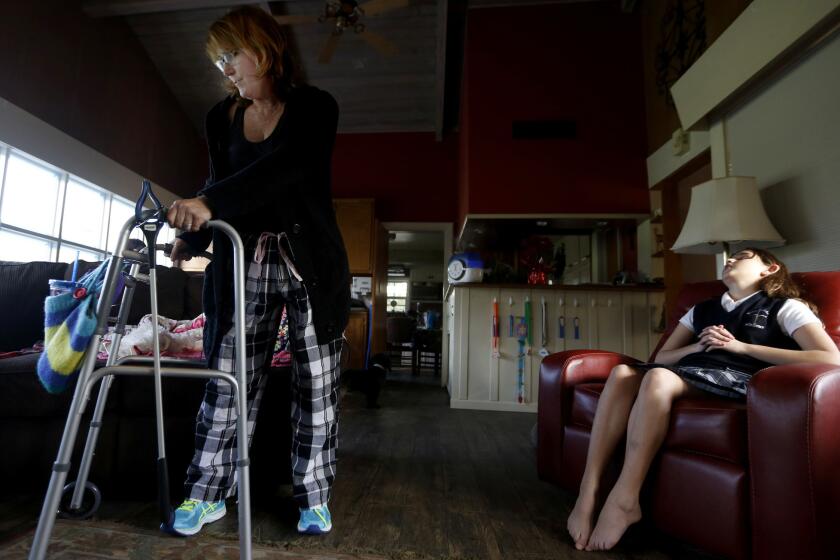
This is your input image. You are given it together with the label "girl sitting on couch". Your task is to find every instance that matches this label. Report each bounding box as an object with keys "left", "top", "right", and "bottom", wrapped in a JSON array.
[{"left": 567, "top": 248, "right": 840, "bottom": 551}]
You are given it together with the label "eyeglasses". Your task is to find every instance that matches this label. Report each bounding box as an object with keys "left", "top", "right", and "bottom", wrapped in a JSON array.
[
  {"left": 214, "top": 50, "right": 238, "bottom": 71},
  {"left": 729, "top": 251, "right": 756, "bottom": 262}
]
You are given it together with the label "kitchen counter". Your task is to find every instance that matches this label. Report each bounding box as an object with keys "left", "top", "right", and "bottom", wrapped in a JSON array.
[{"left": 445, "top": 284, "right": 665, "bottom": 412}]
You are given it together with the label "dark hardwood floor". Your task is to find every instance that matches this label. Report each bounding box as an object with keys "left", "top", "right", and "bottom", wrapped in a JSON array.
[{"left": 3, "top": 380, "right": 715, "bottom": 559}]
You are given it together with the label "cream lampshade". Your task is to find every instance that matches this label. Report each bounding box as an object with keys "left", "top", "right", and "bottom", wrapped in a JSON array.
[{"left": 671, "top": 176, "right": 784, "bottom": 257}]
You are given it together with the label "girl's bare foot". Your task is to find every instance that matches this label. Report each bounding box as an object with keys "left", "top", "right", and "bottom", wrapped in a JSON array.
[
  {"left": 585, "top": 494, "right": 642, "bottom": 551},
  {"left": 567, "top": 490, "right": 597, "bottom": 550}
]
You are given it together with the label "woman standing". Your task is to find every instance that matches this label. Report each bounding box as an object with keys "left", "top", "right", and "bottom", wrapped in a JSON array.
[{"left": 166, "top": 6, "right": 349, "bottom": 536}]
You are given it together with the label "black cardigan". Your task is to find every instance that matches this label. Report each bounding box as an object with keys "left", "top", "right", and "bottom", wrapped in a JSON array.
[{"left": 180, "top": 86, "right": 350, "bottom": 361}]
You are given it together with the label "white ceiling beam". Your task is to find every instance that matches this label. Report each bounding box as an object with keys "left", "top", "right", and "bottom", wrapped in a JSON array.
[
  {"left": 671, "top": 0, "right": 840, "bottom": 130},
  {"left": 83, "top": 0, "right": 303, "bottom": 18}
]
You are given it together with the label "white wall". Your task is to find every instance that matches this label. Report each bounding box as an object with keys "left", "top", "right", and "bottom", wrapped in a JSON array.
[
  {"left": 408, "top": 263, "right": 445, "bottom": 284},
  {"left": 724, "top": 29, "right": 840, "bottom": 271}
]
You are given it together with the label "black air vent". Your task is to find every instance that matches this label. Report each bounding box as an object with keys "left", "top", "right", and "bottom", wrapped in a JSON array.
[{"left": 512, "top": 120, "right": 577, "bottom": 139}]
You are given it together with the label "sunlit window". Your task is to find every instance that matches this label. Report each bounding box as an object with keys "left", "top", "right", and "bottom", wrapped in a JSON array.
[
  {"left": 63, "top": 179, "right": 107, "bottom": 248},
  {"left": 0, "top": 229, "right": 54, "bottom": 262},
  {"left": 107, "top": 197, "right": 144, "bottom": 253},
  {"left": 57, "top": 244, "right": 104, "bottom": 264},
  {"left": 0, "top": 153, "right": 62, "bottom": 236},
  {"left": 387, "top": 280, "right": 409, "bottom": 313},
  {"left": 0, "top": 143, "right": 176, "bottom": 267}
]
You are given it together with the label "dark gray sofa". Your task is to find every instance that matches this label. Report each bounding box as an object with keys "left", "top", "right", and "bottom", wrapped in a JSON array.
[{"left": 0, "top": 259, "right": 291, "bottom": 503}]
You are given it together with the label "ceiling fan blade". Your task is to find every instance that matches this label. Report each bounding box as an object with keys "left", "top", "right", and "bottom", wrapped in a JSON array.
[
  {"left": 359, "top": 30, "right": 399, "bottom": 56},
  {"left": 318, "top": 32, "right": 342, "bottom": 64},
  {"left": 273, "top": 14, "right": 320, "bottom": 25},
  {"left": 359, "top": 0, "right": 410, "bottom": 17}
]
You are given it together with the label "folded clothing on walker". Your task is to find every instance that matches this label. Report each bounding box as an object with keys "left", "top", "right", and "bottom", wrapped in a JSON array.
[
  {"left": 100, "top": 314, "right": 206, "bottom": 361},
  {"left": 99, "top": 309, "right": 293, "bottom": 366}
]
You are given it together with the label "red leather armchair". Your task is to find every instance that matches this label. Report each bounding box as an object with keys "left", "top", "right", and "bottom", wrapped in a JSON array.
[{"left": 537, "top": 272, "right": 840, "bottom": 560}]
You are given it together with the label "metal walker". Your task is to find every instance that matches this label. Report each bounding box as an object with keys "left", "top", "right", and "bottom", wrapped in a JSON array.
[{"left": 28, "top": 181, "right": 253, "bottom": 560}]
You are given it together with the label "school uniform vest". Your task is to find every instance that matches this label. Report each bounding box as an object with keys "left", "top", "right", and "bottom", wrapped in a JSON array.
[{"left": 678, "top": 292, "right": 800, "bottom": 374}]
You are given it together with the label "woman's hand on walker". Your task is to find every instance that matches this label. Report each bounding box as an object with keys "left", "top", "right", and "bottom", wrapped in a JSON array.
[
  {"left": 167, "top": 197, "right": 212, "bottom": 232},
  {"left": 700, "top": 325, "right": 748, "bottom": 354},
  {"left": 169, "top": 239, "right": 194, "bottom": 262}
]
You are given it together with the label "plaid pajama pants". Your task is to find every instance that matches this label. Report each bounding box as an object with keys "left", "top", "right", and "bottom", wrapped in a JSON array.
[{"left": 185, "top": 233, "right": 343, "bottom": 508}]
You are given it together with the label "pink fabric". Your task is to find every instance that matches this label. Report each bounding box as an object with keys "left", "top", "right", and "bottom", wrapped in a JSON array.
[{"left": 98, "top": 314, "right": 205, "bottom": 361}]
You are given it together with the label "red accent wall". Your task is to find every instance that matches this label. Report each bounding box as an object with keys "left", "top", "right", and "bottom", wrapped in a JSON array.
[
  {"left": 457, "top": 45, "right": 472, "bottom": 232},
  {"left": 333, "top": 3, "right": 649, "bottom": 225},
  {"left": 462, "top": 3, "right": 649, "bottom": 215},
  {"left": 331, "top": 132, "right": 459, "bottom": 223}
]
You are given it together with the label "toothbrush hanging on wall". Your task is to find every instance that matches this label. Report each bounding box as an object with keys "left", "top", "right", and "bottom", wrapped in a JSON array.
[
  {"left": 539, "top": 297, "right": 549, "bottom": 357},
  {"left": 516, "top": 338, "right": 525, "bottom": 403},
  {"left": 524, "top": 297, "right": 533, "bottom": 356},
  {"left": 508, "top": 296, "right": 515, "bottom": 337}
]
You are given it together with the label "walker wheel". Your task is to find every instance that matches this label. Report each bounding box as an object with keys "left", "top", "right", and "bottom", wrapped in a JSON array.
[{"left": 58, "top": 481, "right": 102, "bottom": 520}]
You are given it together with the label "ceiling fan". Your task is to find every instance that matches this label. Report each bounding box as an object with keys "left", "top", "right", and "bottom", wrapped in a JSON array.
[{"left": 273, "top": 0, "right": 410, "bottom": 64}]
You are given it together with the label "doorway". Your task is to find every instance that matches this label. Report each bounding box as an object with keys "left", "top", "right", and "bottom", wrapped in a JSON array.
[{"left": 382, "top": 222, "right": 452, "bottom": 388}]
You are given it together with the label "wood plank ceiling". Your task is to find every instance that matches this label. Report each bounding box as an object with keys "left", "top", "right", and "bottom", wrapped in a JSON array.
[
  {"left": 82, "top": 0, "right": 597, "bottom": 137},
  {"left": 83, "top": 0, "right": 445, "bottom": 136}
]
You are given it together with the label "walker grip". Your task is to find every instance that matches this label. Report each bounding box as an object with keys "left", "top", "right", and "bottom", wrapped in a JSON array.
[{"left": 135, "top": 179, "right": 164, "bottom": 222}]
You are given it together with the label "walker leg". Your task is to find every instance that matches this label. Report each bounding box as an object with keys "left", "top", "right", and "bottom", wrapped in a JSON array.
[
  {"left": 69, "top": 263, "right": 140, "bottom": 510},
  {"left": 67, "top": 374, "right": 115, "bottom": 511},
  {"left": 28, "top": 343, "right": 102, "bottom": 560}
]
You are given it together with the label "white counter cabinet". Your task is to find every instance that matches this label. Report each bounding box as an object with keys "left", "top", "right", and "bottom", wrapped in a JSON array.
[{"left": 446, "top": 285, "right": 664, "bottom": 412}]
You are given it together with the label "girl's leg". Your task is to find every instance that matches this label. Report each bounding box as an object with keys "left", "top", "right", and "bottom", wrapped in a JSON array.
[
  {"left": 586, "top": 367, "right": 700, "bottom": 551},
  {"left": 184, "top": 251, "right": 283, "bottom": 502},
  {"left": 567, "top": 364, "right": 644, "bottom": 549}
]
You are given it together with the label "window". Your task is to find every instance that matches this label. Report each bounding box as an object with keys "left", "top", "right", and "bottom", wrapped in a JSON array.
[
  {"left": 0, "top": 229, "right": 53, "bottom": 262},
  {"left": 107, "top": 197, "right": 146, "bottom": 253},
  {"left": 387, "top": 280, "right": 409, "bottom": 313},
  {"left": 0, "top": 152, "right": 63, "bottom": 237},
  {"left": 62, "top": 179, "right": 108, "bottom": 249},
  {"left": 0, "top": 143, "right": 174, "bottom": 266}
]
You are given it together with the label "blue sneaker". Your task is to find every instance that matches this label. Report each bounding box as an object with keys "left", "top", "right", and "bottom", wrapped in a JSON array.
[
  {"left": 297, "top": 505, "right": 332, "bottom": 534},
  {"left": 171, "top": 499, "right": 226, "bottom": 536}
]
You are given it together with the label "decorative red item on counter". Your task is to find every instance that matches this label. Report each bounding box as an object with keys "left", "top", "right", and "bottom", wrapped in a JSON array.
[
  {"left": 520, "top": 236, "right": 554, "bottom": 284},
  {"left": 527, "top": 259, "right": 550, "bottom": 285}
]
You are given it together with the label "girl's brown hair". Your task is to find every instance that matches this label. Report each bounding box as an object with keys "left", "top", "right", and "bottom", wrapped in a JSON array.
[
  {"left": 206, "top": 6, "right": 297, "bottom": 102},
  {"left": 749, "top": 247, "right": 818, "bottom": 313}
]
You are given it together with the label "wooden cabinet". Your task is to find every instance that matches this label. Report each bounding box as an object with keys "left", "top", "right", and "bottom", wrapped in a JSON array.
[
  {"left": 334, "top": 198, "right": 387, "bottom": 359},
  {"left": 344, "top": 310, "right": 368, "bottom": 370},
  {"left": 334, "top": 198, "right": 375, "bottom": 274},
  {"left": 370, "top": 220, "right": 388, "bottom": 356},
  {"left": 447, "top": 285, "right": 664, "bottom": 412}
]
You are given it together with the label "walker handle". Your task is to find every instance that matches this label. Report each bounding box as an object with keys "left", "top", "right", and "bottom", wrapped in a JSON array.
[
  {"left": 135, "top": 179, "right": 164, "bottom": 224},
  {"left": 135, "top": 179, "right": 166, "bottom": 268}
]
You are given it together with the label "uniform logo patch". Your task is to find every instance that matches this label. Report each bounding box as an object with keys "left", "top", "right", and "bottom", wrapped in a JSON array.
[{"left": 745, "top": 308, "right": 770, "bottom": 329}]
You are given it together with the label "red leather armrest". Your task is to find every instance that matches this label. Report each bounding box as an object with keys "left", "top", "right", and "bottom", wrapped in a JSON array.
[
  {"left": 537, "top": 350, "right": 639, "bottom": 482},
  {"left": 748, "top": 363, "right": 840, "bottom": 560},
  {"left": 540, "top": 350, "right": 640, "bottom": 422}
]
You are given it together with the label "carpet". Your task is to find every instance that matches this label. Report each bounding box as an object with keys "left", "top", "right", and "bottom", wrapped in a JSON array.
[{"left": 0, "top": 520, "right": 390, "bottom": 560}]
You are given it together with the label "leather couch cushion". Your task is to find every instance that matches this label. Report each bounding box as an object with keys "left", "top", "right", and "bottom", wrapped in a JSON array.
[
  {"left": 0, "top": 261, "right": 68, "bottom": 351},
  {"left": 570, "top": 383, "right": 601, "bottom": 427},
  {"left": 0, "top": 354, "right": 117, "bottom": 417},
  {"left": 651, "top": 451, "right": 750, "bottom": 560},
  {"left": 665, "top": 396, "right": 747, "bottom": 463},
  {"left": 67, "top": 260, "right": 189, "bottom": 323},
  {"left": 571, "top": 383, "right": 747, "bottom": 464},
  {"left": 127, "top": 265, "right": 189, "bottom": 323}
]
